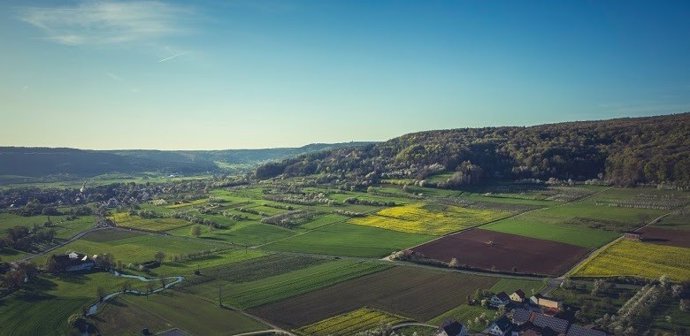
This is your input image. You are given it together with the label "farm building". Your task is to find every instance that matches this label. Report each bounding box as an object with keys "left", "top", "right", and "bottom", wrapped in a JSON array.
[
  {"left": 436, "top": 320, "right": 468, "bottom": 336},
  {"left": 510, "top": 289, "right": 526, "bottom": 303},
  {"left": 623, "top": 232, "right": 642, "bottom": 240},
  {"left": 49, "top": 252, "right": 95, "bottom": 273},
  {"left": 486, "top": 316, "right": 514, "bottom": 335},
  {"left": 530, "top": 313, "right": 569, "bottom": 334},
  {"left": 490, "top": 292, "right": 511, "bottom": 307},
  {"left": 511, "top": 308, "right": 606, "bottom": 336},
  {"left": 529, "top": 294, "right": 563, "bottom": 312}
]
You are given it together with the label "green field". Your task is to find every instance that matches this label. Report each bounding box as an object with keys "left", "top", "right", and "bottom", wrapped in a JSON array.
[
  {"left": 110, "top": 212, "right": 191, "bottom": 232},
  {"left": 428, "top": 304, "right": 492, "bottom": 332},
  {"left": 483, "top": 217, "right": 620, "bottom": 248},
  {"left": 480, "top": 187, "right": 675, "bottom": 249},
  {"left": 0, "top": 213, "right": 96, "bottom": 239},
  {"left": 0, "top": 271, "right": 161, "bottom": 335},
  {"left": 96, "top": 291, "right": 267, "bottom": 335},
  {"left": 2, "top": 179, "right": 688, "bottom": 335},
  {"left": 169, "top": 220, "right": 296, "bottom": 245},
  {"left": 185, "top": 254, "right": 326, "bottom": 286},
  {"left": 38, "top": 231, "right": 225, "bottom": 265},
  {"left": 652, "top": 210, "right": 690, "bottom": 230},
  {"left": 184, "top": 260, "right": 388, "bottom": 308},
  {"left": 300, "top": 213, "right": 349, "bottom": 230},
  {"left": 0, "top": 295, "right": 89, "bottom": 335},
  {"left": 488, "top": 277, "right": 546, "bottom": 296},
  {"left": 263, "top": 222, "right": 434, "bottom": 257}
]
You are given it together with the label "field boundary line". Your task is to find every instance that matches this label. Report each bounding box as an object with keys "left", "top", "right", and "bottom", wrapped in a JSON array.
[
  {"left": 252, "top": 206, "right": 383, "bottom": 248},
  {"left": 563, "top": 210, "right": 674, "bottom": 279},
  {"left": 401, "top": 187, "right": 613, "bottom": 251}
]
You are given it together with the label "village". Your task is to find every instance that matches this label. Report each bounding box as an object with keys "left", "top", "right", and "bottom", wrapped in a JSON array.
[{"left": 435, "top": 288, "right": 607, "bottom": 336}]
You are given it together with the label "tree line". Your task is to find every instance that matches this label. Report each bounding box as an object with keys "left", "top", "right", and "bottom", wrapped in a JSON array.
[{"left": 255, "top": 113, "right": 690, "bottom": 188}]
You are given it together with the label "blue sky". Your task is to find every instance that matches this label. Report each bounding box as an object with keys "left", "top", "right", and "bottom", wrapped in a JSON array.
[{"left": 1, "top": 0, "right": 689, "bottom": 149}]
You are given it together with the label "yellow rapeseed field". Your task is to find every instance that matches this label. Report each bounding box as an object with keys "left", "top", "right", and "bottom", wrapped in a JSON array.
[
  {"left": 296, "top": 308, "right": 407, "bottom": 336},
  {"left": 573, "top": 240, "right": 690, "bottom": 281},
  {"left": 349, "top": 203, "right": 507, "bottom": 235}
]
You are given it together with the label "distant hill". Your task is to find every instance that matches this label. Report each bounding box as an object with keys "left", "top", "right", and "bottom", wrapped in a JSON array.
[
  {"left": 255, "top": 113, "right": 690, "bottom": 188},
  {"left": 0, "top": 142, "right": 372, "bottom": 180}
]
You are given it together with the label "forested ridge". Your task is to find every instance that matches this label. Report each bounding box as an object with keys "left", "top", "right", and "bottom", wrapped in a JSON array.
[
  {"left": 0, "top": 142, "right": 371, "bottom": 179},
  {"left": 256, "top": 113, "right": 690, "bottom": 188}
]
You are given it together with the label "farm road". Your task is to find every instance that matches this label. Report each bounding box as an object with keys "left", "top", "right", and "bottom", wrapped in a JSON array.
[
  {"left": 560, "top": 211, "right": 674, "bottom": 281},
  {"left": 17, "top": 226, "right": 108, "bottom": 262}
]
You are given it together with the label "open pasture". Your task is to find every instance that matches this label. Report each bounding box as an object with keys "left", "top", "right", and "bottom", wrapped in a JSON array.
[
  {"left": 295, "top": 307, "right": 408, "bottom": 336},
  {"left": 0, "top": 295, "right": 89, "bottom": 335},
  {"left": 184, "top": 260, "right": 387, "bottom": 309},
  {"left": 413, "top": 228, "right": 589, "bottom": 276},
  {"left": 349, "top": 202, "right": 508, "bottom": 235},
  {"left": 170, "top": 220, "right": 296, "bottom": 246},
  {"left": 264, "top": 222, "right": 434, "bottom": 257},
  {"left": 652, "top": 209, "right": 690, "bottom": 230},
  {"left": 0, "top": 213, "right": 96, "bottom": 239},
  {"left": 248, "top": 266, "right": 498, "bottom": 329},
  {"left": 0, "top": 270, "right": 166, "bottom": 335},
  {"left": 109, "top": 212, "right": 190, "bottom": 232},
  {"left": 573, "top": 239, "right": 690, "bottom": 281},
  {"left": 81, "top": 229, "right": 143, "bottom": 242},
  {"left": 39, "top": 231, "right": 224, "bottom": 265},
  {"left": 299, "top": 213, "right": 349, "bottom": 230}
]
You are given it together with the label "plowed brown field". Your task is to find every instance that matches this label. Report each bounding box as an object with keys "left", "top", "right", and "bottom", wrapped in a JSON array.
[{"left": 413, "top": 228, "right": 589, "bottom": 276}]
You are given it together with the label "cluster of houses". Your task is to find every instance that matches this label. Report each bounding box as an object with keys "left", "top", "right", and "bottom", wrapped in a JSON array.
[{"left": 436, "top": 289, "right": 607, "bottom": 336}]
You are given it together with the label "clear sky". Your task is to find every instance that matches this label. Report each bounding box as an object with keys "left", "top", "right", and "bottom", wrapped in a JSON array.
[{"left": 1, "top": 0, "right": 689, "bottom": 150}]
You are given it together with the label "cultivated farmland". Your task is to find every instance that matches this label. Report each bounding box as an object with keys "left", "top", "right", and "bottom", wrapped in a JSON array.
[
  {"left": 249, "top": 266, "right": 498, "bottom": 329},
  {"left": 183, "top": 254, "right": 326, "bottom": 287},
  {"left": 349, "top": 202, "right": 508, "bottom": 235},
  {"left": 412, "top": 228, "right": 590, "bottom": 276},
  {"left": 109, "top": 212, "right": 190, "bottom": 232},
  {"left": 573, "top": 239, "right": 690, "bottom": 281},
  {"left": 95, "top": 291, "right": 266, "bottom": 335},
  {"left": 637, "top": 226, "right": 690, "bottom": 248},
  {"left": 264, "top": 222, "right": 433, "bottom": 257},
  {"left": 184, "top": 260, "right": 388, "bottom": 309},
  {"left": 295, "top": 308, "right": 408, "bottom": 336}
]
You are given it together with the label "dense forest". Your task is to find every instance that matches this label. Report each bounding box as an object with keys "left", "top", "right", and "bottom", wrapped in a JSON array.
[
  {"left": 255, "top": 113, "right": 690, "bottom": 188},
  {"left": 0, "top": 142, "right": 371, "bottom": 179}
]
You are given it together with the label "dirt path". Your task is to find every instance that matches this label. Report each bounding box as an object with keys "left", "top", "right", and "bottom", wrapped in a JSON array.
[
  {"left": 17, "top": 226, "right": 109, "bottom": 262},
  {"left": 402, "top": 187, "right": 613, "bottom": 252}
]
